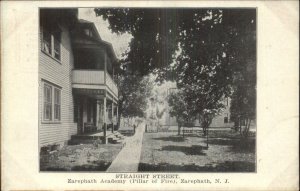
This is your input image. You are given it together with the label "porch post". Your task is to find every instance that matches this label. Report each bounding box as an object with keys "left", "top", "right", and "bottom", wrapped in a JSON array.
[
  {"left": 116, "top": 102, "right": 119, "bottom": 129},
  {"left": 96, "top": 100, "right": 101, "bottom": 130},
  {"left": 103, "top": 96, "right": 107, "bottom": 144},
  {"left": 82, "top": 97, "right": 88, "bottom": 134},
  {"left": 111, "top": 101, "right": 114, "bottom": 133}
]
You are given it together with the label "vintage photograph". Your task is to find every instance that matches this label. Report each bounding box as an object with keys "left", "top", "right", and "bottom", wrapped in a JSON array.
[{"left": 39, "top": 8, "right": 256, "bottom": 172}]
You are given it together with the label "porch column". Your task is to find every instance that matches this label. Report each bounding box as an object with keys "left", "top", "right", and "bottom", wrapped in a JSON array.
[
  {"left": 96, "top": 100, "right": 101, "bottom": 130},
  {"left": 103, "top": 96, "right": 107, "bottom": 144},
  {"left": 116, "top": 103, "right": 119, "bottom": 129},
  {"left": 111, "top": 102, "right": 114, "bottom": 133},
  {"left": 82, "top": 97, "right": 88, "bottom": 134}
]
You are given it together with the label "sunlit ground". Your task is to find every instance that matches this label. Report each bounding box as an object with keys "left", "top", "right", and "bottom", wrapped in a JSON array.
[{"left": 139, "top": 130, "right": 255, "bottom": 172}]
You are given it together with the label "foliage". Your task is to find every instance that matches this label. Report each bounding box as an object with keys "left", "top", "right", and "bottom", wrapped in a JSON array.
[
  {"left": 95, "top": 8, "right": 255, "bottom": 78},
  {"left": 95, "top": 8, "right": 179, "bottom": 76},
  {"left": 230, "top": 84, "right": 256, "bottom": 137},
  {"left": 117, "top": 71, "right": 153, "bottom": 123},
  {"left": 168, "top": 90, "right": 197, "bottom": 134},
  {"left": 95, "top": 8, "right": 256, "bottom": 133}
]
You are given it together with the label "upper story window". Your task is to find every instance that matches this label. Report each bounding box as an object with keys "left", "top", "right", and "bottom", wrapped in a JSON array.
[
  {"left": 41, "top": 25, "right": 62, "bottom": 61},
  {"left": 84, "top": 28, "right": 94, "bottom": 38},
  {"left": 53, "top": 31, "right": 61, "bottom": 60},
  {"left": 224, "top": 97, "right": 229, "bottom": 106}
]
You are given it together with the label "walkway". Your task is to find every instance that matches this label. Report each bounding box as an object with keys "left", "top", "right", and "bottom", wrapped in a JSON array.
[{"left": 106, "top": 123, "right": 145, "bottom": 172}]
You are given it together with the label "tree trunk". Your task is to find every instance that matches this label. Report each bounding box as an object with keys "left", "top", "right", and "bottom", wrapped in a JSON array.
[
  {"left": 178, "top": 125, "right": 181, "bottom": 135},
  {"left": 117, "top": 114, "right": 121, "bottom": 130},
  {"left": 234, "top": 118, "right": 239, "bottom": 132},
  {"left": 247, "top": 119, "right": 252, "bottom": 135},
  {"left": 243, "top": 118, "right": 251, "bottom": 138},
  {"left": 243, "top": 118, "right": 248, "bottom": 137},
  {"left": 203, "top": 127, "right": 207, "bottom": 136},
  {"left": 239, "top": 117, "right": 242, "bottom": 135}
]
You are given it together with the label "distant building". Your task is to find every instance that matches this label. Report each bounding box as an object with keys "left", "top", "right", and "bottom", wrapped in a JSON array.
[
  {"left": 39, "top": 9, "right": 119, "bottom": 149},
  {"left": 209, "top": 97, "right": 234, "bottom": 128}
]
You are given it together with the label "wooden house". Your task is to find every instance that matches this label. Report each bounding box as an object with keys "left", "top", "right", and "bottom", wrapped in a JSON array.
[{"left": 39, "top": 9, "right": 119, "bottom": 150}]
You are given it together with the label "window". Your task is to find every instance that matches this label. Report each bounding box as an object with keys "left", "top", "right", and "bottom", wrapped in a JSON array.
[
  {"left": 42, "top": 30, "right": 52, "bottom": 55},
  {"left": 43, "top": 84, "right": 52, "bottom": 120},
  {"left": 224, "top": 113, "right": 229, "bottom": 123},
  {"left": 84, "top": 28, "right": 93, "bottom": 37},
  {"left": 224, "top": 117, "right": 228, "bottom": 123},
  {"left": 41, "top": 26, "right": 61, "bottom": 61},
  {"left": 43, "top": 81, "right": 61, "bottom": 122},
  {"left": 54, "top": 88, "right": 61, "bottom": 120},
  {"left": 224, "top": 97, "right": 229, "bottom": 106}
]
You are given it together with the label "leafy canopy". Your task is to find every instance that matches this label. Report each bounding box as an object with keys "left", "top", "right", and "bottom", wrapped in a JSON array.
[{"left": 95, "top": 8, "right": 256, "bottom": 123}]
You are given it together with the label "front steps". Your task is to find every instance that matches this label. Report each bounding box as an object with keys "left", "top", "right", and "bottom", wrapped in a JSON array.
[
  {"left": 69, "top": 131, "right": 127, "bottom": 146},
  {"left": 107, "top": 132, "right": 126, "bottom": 147}
]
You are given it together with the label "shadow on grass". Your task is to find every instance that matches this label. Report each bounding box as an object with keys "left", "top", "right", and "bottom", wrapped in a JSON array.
[
  {"left": 40, "top": 161, "right": 111, "bottom": 171},
  {"left": 207, "top": 130, "right": 256, "bottom": 139},
  {"left": 158, "top": 145, "right": 207, "bottom": 156},
  {"left": 207, "top": 138, "right": 255, "bottom": 153},
  {"left": 138, "top": 161, "right": 255, "bottom": 172},
  {"left": 207, "top": 138, "right": 239, "bottom": 145},
  {"left": 152, "top": 136, "right": 187, "bottom": 142},
  {"left": 72, "top": 161, "right": 111, "bottom": 171}
]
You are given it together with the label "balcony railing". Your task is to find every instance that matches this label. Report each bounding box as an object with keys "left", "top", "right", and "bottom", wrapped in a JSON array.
[
  {"left": 72, "top": 70, "right": 118, "bottom": 97},
  {"left": 72, "top": 70, "right": 105, "bottom": 84}
]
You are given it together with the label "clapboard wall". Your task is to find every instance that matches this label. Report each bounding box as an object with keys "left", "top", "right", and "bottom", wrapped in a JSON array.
[{"left": 38, "top": 23, "right": 77, "bottom": 149}]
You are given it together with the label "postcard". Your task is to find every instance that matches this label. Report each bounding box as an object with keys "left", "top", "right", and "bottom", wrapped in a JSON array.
[{"left": 1, "top": 1, "right": 299, "bottom": 190}]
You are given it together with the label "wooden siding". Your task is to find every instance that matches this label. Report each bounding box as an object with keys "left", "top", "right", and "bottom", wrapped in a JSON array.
[
  {"left": 72, "top": 70, "right": 105, "bottom": 84},
  {"left": 39, "top": 24, "right": 77, "bottom": 148}
]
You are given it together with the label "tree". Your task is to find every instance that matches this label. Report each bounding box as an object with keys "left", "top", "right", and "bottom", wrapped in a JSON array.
[
  {"left": 94, "top": 9, "right": 179, "bottom": 76},
  {"left": 168, "top": 90, "right": 196, "bottom": 135},
  {"left": 224, "top": 10, "right": 256, "bottom": 137},
  {"left": 95, "top": 8, "right": 256, "bottom": 134},
  {"left": 172, "top": 9, "right": 256, "bottom": 135},
  {"left": 230, "top": 74, "right": 256, "bottom": 137},
  {"left": 94, "top": 8, "right": 255, "bottom": 78},
  {"left": 116, "top": 71, "right": 153, "bottom": 129}
]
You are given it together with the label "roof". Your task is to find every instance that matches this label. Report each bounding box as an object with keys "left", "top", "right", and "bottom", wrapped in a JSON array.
[
  {"left": 76, "top": 19, "right": 117, "bottom": 62},
  {"left": 77, "top": 19, "right": 102, "bottom": 40},
  {"left": 78, "top": 19, "right": 93, "bottom": 24}
]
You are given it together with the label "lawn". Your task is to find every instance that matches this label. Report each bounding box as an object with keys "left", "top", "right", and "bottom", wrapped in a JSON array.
[
  {"left": 138, "top": 130, "right": 255, "bottom": 172},
  {"left": 40, "top": 143, "right": 122, "bottom": 171}
]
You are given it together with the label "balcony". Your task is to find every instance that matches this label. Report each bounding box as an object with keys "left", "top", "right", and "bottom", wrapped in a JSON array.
[{"left": 72, "top": 70, "right": 118, "bottom": 98}]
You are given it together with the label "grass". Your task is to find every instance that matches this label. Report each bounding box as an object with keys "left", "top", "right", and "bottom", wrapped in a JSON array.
[
  {"left": 138, "top": 130, "right": 255, "bottom": 172},
  {"left": 40, "top": 143, "right": 122, "bottom": 171}
]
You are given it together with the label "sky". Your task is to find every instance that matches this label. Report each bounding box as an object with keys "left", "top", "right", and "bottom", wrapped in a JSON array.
[{"left": 78, "top": 8, "right": 132, "bottom": 59}]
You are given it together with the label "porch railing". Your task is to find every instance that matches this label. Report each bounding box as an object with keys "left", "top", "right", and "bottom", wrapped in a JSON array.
[
  {"left": 72, "top": 69, "right": 118, "bottom": 97},
  {"left": 72, "top": 70, "right": 105, "bottom": 84}
]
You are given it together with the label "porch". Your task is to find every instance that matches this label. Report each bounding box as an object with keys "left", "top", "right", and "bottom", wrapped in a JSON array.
[{"left": 73, "top": 88, "right": 119, "bottom": 144}]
